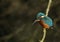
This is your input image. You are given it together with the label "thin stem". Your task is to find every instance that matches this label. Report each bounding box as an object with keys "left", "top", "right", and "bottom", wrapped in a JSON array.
[
  {"left": 46, "top": 0, "right": 52, "bottom": 16},
  {"left": 40, "top": 0, "right": 52, "bottom": 42},
  {"left": 40, "top": 28, "right": 46, "bottom": 42}
]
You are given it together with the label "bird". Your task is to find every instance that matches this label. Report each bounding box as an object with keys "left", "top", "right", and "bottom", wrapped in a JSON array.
[{"left": 33, "top": 12, "right": 53, "bottom": 29}]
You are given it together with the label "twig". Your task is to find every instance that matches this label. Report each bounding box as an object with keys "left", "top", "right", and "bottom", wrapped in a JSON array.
[
  {"left": 40, "top": 0, "right": 52, "bottom": 42},
  {"left": 40, "top": 28, "right": 46, "bottom": 42},
  {"left": 46, "top": 0, "right": 52, "bottom": 16}
]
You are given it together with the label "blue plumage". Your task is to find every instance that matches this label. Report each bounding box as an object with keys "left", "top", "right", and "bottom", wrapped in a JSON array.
[{"left": 36, "top": 12, "right": 53, "bottom": 27}]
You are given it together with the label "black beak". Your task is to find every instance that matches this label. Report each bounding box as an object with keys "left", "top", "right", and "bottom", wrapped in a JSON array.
[{"left": 32, "top": 19, "right": 40, "bottom": 25}]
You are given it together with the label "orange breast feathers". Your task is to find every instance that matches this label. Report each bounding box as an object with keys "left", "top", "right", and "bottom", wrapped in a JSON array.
[{"left": 38, "top": 20, "right": 49, "bottom": 29}]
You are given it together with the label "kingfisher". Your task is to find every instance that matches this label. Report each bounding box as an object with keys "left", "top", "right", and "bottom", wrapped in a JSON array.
[{"left": 33, "top": 12, "right": 53, "bottom": 29}]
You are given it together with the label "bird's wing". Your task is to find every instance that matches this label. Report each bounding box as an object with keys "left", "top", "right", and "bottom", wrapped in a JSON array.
[{"left": 41, "top": 16, "right": 53, "bottom": 27}]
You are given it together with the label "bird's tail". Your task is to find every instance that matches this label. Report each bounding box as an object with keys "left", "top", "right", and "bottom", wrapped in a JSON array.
[{"left": 50, "top": 26, "right": 57, "bottom": 32}]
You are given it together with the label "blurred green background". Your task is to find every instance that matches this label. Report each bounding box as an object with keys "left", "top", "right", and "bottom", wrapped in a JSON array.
[{"left": 0, "top": 0, "right": 60, "bottom": 42}]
